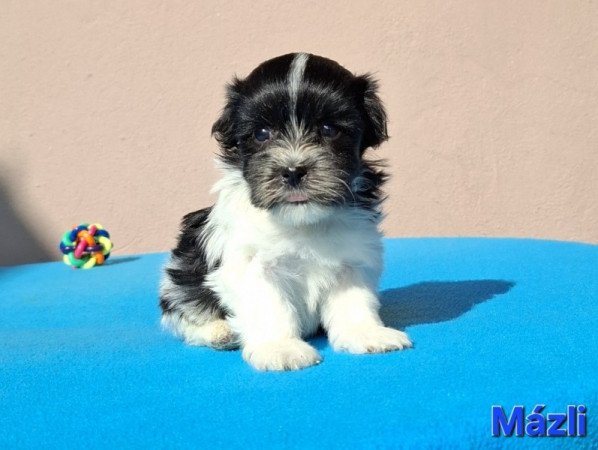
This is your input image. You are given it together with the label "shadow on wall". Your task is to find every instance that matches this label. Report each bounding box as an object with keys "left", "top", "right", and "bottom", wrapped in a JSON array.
[
  {"left": 0, "top": 178, "right": 53, "bottom": 266},
  {"left": 379, "top": 279, "right": 514, "bottom": 329}
]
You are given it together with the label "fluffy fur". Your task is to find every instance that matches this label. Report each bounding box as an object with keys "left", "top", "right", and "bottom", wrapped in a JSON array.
[{"left": 160, "top": 53, "right": 412, "bottom": 371}]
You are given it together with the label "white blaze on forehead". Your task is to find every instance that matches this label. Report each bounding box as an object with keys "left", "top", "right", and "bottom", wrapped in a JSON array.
[{"left": 288, "top": 53, "right": 309, "bottom": 119}]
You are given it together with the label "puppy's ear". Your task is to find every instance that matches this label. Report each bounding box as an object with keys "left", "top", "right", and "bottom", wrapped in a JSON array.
[
  {"left": 211, "top": 78, "right": 243, "bottom": 150},
  {"left": 355, "top": 75, "right": 388, "bottom": 151}
]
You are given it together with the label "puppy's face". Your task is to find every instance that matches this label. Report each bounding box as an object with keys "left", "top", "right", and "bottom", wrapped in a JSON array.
[{"left": 212, "top": 53, "right": 388, "bottom": 224}]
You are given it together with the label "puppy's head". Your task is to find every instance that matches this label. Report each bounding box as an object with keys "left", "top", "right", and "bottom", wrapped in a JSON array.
[{"left": 212, "top": 53, "right": 388, "bottom": 225}]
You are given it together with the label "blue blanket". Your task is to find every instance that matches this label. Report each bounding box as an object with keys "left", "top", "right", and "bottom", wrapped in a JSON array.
[{"left": 1, "top": 238, "right": 596, "bottom": 448}]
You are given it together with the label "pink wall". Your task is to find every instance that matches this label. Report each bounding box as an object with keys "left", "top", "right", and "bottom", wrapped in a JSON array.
[{"left": 1, "top": 1, "right": 596, "bottom": 265}]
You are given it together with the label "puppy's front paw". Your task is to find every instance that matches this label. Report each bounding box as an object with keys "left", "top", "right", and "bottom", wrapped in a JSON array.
[
  {"left": 243, "top": 338, "right": 322, "bottom": 371},
  {"left": 331, "top": 325, "right": 412, "bottom": 354}
]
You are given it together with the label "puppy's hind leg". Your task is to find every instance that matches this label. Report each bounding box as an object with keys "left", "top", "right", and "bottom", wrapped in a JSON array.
[
  {"left": 160, "top": 272, "right": 239, "bottom": 350},
  {"left": 161, "top": 312, "right": 239, "bottom": 350}
]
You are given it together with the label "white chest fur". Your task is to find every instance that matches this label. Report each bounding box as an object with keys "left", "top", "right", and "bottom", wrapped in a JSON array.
[{"left": 202, "top": 170, "right": 384, "bottom": 338}]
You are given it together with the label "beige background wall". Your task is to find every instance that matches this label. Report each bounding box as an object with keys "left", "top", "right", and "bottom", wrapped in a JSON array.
[{"left": 1, "top": 0, "right": 596, "bottom": 265}]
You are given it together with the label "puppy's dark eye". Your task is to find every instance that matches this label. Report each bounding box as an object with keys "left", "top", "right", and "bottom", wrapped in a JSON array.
[
  {"left": 320, "top": 124, "right": 339, "bottom": 139},
  {"left": 254, "top": 128, "right": 272, "bottom": 142}
]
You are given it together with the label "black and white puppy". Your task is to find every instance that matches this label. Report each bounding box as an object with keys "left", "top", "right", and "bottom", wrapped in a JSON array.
[{"left": 160, "top": 53, "right": 412, "bottom": 371}]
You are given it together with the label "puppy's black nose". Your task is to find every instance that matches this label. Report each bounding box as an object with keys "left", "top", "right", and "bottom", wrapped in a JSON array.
[{"left": 281, "top": 167, "right": 307, "bottom": 188}]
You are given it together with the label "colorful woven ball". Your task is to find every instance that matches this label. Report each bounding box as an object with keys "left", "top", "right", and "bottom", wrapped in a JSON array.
[{"left": 59, "top": 223, "right": 113, "bottom": 269}]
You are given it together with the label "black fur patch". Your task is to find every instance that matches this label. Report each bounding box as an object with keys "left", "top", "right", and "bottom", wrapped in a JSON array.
[
  {"left": 159, "top": 207, "right": 226, "bottom": 320},
  {"left": 212, "top": 53, "right": 388, "bottom": 161},
  {"left": 353, "top": 159, "right": 389, "bottom": 214}
]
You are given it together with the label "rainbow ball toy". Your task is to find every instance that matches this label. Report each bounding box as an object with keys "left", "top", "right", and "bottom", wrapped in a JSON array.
[{"left": 59, "top": 223, "right": 113, "bottom": 269}]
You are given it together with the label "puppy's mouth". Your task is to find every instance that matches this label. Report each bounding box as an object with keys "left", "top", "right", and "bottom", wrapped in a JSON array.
[{"left": 285, "top": 192, "right": 309, "bottom": 203}]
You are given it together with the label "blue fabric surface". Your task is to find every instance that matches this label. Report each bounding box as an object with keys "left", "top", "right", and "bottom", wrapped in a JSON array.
[{"left": 0, "top": 238, "right": 596, "bottom": 449}]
